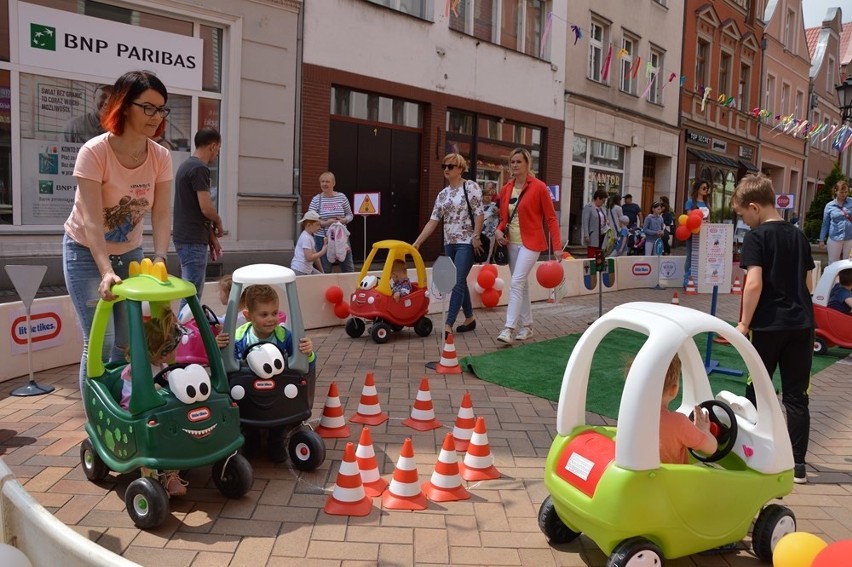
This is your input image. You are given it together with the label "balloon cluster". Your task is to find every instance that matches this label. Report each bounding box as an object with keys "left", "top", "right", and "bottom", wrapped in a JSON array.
[
  {"left": 536, "top": 260, "right": 564, "bottom": 289},
  {"left": 675, "top": 208, "right": 706, "bottom": 241},
  {"left": 773, "top": 532, "right": 852, "bottom": 567},
  {"left": 325, "top": 285, "right": 350, "bottom": 319},
  {"left": 473, "top": 265, "right": 504, "bottom": 308}
]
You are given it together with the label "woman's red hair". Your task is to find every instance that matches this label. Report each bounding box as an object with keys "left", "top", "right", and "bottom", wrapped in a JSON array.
[{"left": 100, "top": 70, "right": 168, "bottom": 138}]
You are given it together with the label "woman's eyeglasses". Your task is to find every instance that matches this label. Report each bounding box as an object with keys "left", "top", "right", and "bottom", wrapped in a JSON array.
[
  {"left": 157, "top": 325, "right": 185, "bottom": 358},
  {"left": 440, "top": 164, "right": 458, "bottom": 170},
  {"left": 131, "top": 102, "right": 171, "bottom": 118}
]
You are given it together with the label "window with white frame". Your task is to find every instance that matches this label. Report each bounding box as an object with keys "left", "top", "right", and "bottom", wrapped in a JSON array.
[
  {"left": 620, "top": 34, "right": 637, "bottom": 95},
  {"left": 365, "top": 0, "right": 432, "bottom": 20},
  {"left": 589, "top": 19, "right": 609, "bottom": 83},
  {"left": 784, "top": 8, "right": 795, "bottom": 51},
  {"left": 795, "top": 90, "right": 804, "bottom": 115},
  {"left": 738, "top": 62, "right": 750, "bottom": 111},
  {"left": 827, "top": 56, "right": 836, "bottom": 92},
  {"left": 719, "top": 52, "right": 732, "bottom": 99},
  {"left": 695, "top": 38, "right": 709, "bottom": 90},
  {"left": 765, "top": 75, "right": 775, "bottom": 123},
  {"left": 448, "top": 1, "right": 552, "bottom": 60},
  {"left": 648, "top": 47, "right": 663, "bottom": 104},
  {"left": 781, "top": 83, "right": 791, "bottom": 115}
]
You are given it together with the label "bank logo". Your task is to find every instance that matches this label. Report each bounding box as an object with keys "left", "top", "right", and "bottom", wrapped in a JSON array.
[
  {"left": 38, "top": 180, "right": 53, "bottom": 195},
  {"left": 31, "top": 24, "right": 56, "bottom": 51}
]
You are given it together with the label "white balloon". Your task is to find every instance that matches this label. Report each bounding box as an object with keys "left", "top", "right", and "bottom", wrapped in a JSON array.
[
  {"left": 0, "top": 544, "right": 33, "bottom": 567},
  {"left": 493, "top": 277, "right": 505, "bottom": 291},
  {"left": 473, "top": 282, "right": 485, "bottom": 294}
]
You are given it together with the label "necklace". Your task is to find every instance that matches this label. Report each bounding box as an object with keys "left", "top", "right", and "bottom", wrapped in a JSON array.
[{"left": 129, "top": 145, "right": 146, "bottom": 163}]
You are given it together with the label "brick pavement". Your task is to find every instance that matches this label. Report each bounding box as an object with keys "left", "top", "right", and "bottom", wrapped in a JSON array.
[{"left": 1, "top": 288, "right": 851, "bottom": 566}]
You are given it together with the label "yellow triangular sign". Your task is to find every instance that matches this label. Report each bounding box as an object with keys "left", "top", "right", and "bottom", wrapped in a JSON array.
[{"left": 359, "top": 194, "right": 376, "bottom": 214}]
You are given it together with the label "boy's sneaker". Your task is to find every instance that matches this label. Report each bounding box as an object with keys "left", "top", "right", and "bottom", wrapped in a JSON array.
[
  {"left": 793, "top": 463, "right": 807, "bottom": 484},
  {"left": 497, "top": 328, "right": 515, "bottom": 343},
  {"left": 161, "top": 471, "right": 188, "bottom": 497},
  {"left": 515, "top": 327, "right": 534, "bottom": 341}
]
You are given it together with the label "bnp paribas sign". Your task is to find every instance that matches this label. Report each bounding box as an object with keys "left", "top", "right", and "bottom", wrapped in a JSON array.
[{"left": 18, "top": 2, "right": 203, "bottom": 91}]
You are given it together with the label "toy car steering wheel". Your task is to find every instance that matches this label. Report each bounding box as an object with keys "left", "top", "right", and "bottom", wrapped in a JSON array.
[
  {"left": 688, "top": 399, "right": 738, "bottom": 463},
  {"left": 152, "top": 362, "right": 192, "bottom": 388},
  {"left": 202, "top": 304, "right": 220, "bottom": 328}
]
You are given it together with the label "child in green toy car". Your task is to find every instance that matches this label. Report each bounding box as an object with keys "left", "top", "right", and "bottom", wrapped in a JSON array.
[
  {"left": 657, "top": 355, "right": 717, "bottom": 464},
  {"left": 120, "top": 309, "right": 190, "bottom": 497},
  {"left": 215, "top": 284, "right": 316, "bottom": 461}
]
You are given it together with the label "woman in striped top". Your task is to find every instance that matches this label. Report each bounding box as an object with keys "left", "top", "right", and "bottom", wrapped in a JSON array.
[{"left": 307, "top": 171, "right": 355, "bottom": 273}]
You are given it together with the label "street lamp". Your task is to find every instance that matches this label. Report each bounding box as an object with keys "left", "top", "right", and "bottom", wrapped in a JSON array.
[{"left": 837, "top": 76, "right": 852, "bottom": 123}]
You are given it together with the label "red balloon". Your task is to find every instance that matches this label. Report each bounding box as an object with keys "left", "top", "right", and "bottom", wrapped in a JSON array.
[
  {"left": 675, "top": 225, "right": 691, "bottom": 241},
  {"left": 333, "top": 301, "right": 350, "bottom": 319},
  {"left": 477, "top": 269, "right": 496, "bottom": 289},
  {"left": 536, "top": 260, "right": 564, "bottom": 289},
  {"left": 689, "top": 208, "right": 704, "bottom": 218},
  {"left": 686, "top": 214, "right": 702, "bottom": 231},
  {"left": 481, "top": 264, "right": 498, "bottom": 277},
  {"left": 813, "top": 540, "right": 852, "bottom": 567},
  {"left": 481, "top": 288, "right": 501, "bottom": 308},
  {"left": 325, "top": 285, "right": 344, "bottom": 304}
]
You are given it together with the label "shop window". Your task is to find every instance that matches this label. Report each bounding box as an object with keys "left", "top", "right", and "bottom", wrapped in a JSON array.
[
  {"left": 590, "top": 140, "right": 624, "bottom": 169},
  {"left": 0, "top": 69, "right": 10, "bottom": 224},
  {"left": 572, "top": 136, "right": 587, "bottom": 162},
  {"left": 199, "top": 98, "right": 221, "bottom": 207},
  {"left": 201, "top": 26, "right": 223, "bottom": 93},
  {"left": 331, "top": 87, "right": 422, "bottom": 128}
]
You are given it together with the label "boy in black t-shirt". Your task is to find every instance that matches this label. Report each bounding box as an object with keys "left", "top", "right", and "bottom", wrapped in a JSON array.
[{"left": 732, "top": 173, "right": 815, "bottom": 485}]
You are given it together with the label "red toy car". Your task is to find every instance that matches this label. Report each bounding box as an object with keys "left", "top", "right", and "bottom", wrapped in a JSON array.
[{"left": 812, "top": 259, "right": 852, "bottom": 355}]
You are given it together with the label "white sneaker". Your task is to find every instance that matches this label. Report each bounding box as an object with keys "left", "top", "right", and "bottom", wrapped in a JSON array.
[
  {"left": 515, "top": 327, "right": 534, "bottom": 341},
  {"left": 497, "top": 328, "right": 515, "bottom": 343}
]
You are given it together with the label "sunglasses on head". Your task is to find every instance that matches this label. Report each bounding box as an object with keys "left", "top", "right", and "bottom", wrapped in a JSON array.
[
  {"left": 157, "top": 325, "right": 186, "bottom": 358},
  {"left": 440, "top": 164, "right": 458, "bottom": 170}
]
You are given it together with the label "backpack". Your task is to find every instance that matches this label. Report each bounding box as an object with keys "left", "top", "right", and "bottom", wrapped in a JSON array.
[{"left": 326, "top": 221, "right": 350, "bottom": 263}]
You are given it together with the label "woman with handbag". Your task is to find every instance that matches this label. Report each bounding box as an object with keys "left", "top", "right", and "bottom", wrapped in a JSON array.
[
  {"left": 413, "top": 153, "right": 484, "bottom": 338},
  {"left": 307, "top": 171, "right": 354, "bottom": 273},
  {"left": 818, "top": 180, "right": 852, "bottom": 265},
  {"left": 494, "top": 148, "right": 562, "bottom": 343}
]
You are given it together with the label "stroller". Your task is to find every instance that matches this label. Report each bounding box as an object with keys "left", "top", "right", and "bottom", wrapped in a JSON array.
[{"left": 628, "top": 227, "right": 646, "bottom": 256}]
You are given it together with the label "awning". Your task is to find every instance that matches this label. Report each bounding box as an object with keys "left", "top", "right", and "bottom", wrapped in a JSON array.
[
  {"left": 687, "top": 148, "right": 740, "bottom": 169},
  {"left": 739, "top": 159, "right": 759, "bottom": 172}
]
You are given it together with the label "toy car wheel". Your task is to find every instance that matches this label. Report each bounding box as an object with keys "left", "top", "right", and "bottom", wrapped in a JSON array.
[
  {"left": 814, "top": 337, "right": 828, "bottom": 355},
  {"left": 212, "top": 453, "right": 254, "bottom": 499},
  {"left": 288, "top": 429, "right": 326, "bottom": 471},
  {"left": 751, "top": 504, "right": 796, "bottom": 562},
  {"left": 538, "top": 496, "right": 580, "bottom": 544},
  {"left": 371, "top": 322, "right": 391, "bottom": 344},
  {"left": 345, "top": 318, "right": 365, "bottom": 338},
  {"left": 607, "top": 537, "right": 663, "bottom": 567},
  {"left": 125, "top": 477, "right": 170, "bottom": 530},
  {"left": 80, "top": 438, "right": 109, "bottom": 482},
  {"left": 413, "top": 317, "right": 433, "bottom": 337}
]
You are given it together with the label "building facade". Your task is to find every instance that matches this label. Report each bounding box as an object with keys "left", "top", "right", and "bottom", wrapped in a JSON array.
[
  {"left": 759, "top": 0, "right": 809, "bottom": 220},
  {"left": 0, "top": 0, "right": 302, "bottom": 289},
  {"left": 301, "top": 0, "right": 567, "bottom": 261},
  {"left": 680, "top": 0, "right": 764, "bottom": 223},
  {"left": 561, "top": 0, "right": 683, "bottom": 244}
]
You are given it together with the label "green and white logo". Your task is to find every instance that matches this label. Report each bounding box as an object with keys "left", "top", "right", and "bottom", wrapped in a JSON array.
[{"left": 30, "top": 24, "right": 56, "bottom": 51}]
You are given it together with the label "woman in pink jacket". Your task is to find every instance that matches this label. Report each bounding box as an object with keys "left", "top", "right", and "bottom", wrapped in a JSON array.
[{"left": 493, "top": 148, "right": 562, "bottom": 343}]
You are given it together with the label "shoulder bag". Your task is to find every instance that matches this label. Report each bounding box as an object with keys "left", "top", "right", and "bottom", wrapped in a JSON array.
[
  {"left": 492, "top": 187, "right": 526, "bottom": 266},
  {"left": 462, "top": 181, "right": 489, "bottom": 263}
]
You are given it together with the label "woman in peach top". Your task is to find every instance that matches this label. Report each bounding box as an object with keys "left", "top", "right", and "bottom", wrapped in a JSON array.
[{"left": 63, "top": 70, "right": 173, "bottom": 397}]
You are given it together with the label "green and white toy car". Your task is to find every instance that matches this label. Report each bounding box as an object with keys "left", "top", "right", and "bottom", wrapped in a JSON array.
[{"left": 540, "top": 302, "right": 796, "bottom": 566}]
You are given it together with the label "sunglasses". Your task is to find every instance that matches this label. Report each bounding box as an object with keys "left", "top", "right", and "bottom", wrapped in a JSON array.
[
  {"left": 157, "top": 325, "right": 186, "bottom": 358},
  {"left": 131, "top": 101, "right": 171, "bottom": 118},
  {"left": 440, "top": 164, "right": 458, "bottom": 170}
]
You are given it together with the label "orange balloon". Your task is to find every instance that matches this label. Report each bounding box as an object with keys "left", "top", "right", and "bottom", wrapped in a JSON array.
[
  {"left": 678, "top": 214, "right": 689, "bottom": 226},
  {"left": 333, "top": 301, "right": 350, "bottom": 319},
  {"left": 481, "top": 288, "right": 501, "bottom": 308}
]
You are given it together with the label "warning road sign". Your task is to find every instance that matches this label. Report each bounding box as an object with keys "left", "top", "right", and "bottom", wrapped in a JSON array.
[{"left": 354, "top": 193, "right": 380, "bottom": 215}]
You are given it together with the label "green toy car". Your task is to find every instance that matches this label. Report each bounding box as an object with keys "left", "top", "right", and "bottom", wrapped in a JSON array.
[
  {"left": 540, "top": 302, "right": 797, "bottom": 566},
  {"left": 79, "top": 259, "right": 252, "bottom": 529}
]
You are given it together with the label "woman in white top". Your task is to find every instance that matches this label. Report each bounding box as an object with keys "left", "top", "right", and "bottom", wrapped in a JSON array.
[{"left": 307, "top": 171, "right": 354, "bottom": 273}]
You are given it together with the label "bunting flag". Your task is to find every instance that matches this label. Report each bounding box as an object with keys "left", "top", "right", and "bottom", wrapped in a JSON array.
[
  {"left": 570, "top": 24, "right": 582, "bottom": 45},
  {"left": 617, "top": 48, "right": 629, "bottom": 58},
  {"left": 660, "top": 72, "right": 678, "bottom": 92},
  {"left": 540, "top": 12, "right": 553, "bottom": 58},
  {"left": 640, "top": 70, "right": 657, "bottom": 100},
  {"left": 821, "top": 124, "right": 839, "bottom": 142},
  {"left": 630, "top": 56, "right": 642, "bottom": 79},
  {"left": 701, "top": 87, "right": 712, "bottom": 112},
  {"left": 601, "top": 44, "right": 613, "bottom": 82}
]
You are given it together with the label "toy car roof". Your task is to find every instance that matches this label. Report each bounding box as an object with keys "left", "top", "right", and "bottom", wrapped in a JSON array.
[
  {"left": 232, "top": 264, "right": 296, "bottom": 285},
  {"left": 812, "top": 258, "right": 852, "bottom": 307},
  {"left": 556, "top": 302, "right": 792, "bottom": 474},
  {"left": 109, "top": 260, "right": 196, "bottom": 302}
]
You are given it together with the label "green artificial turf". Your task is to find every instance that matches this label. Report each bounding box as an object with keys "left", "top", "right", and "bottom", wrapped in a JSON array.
[{"left": 460, "top": 328, "right": 846, "bottom": 419}]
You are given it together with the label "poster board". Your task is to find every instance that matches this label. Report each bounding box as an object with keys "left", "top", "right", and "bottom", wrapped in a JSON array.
[{"left": 696, "top": 223, "right": 734, "bottom": 294}]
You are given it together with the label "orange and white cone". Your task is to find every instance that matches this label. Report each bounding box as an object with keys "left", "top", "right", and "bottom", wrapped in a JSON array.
[
  {"left": 434, "top": 333, "right": 462, "bottom": 375},
  {"left": 350, "top": 372, "right": 389, "bottom": 426},
  {"left": 324, "top": 442, "right": 373, "bottom": 516},
  {"left": 422, "top": 433, "right": 471, "bottom": 502},
  {"left": 452, "top": 392, "right": 476, "bottom": 452},
  {"left": 671, "top": 292, "right": 680, "bottom": 306},
  {"left": 685, "top": 276, "right": 698, "bottom": 295},
  {"left": 402, "top": 377, "right": 443, "bottom": 431},
  {"left": 315, "top": 382, "right": 351, "bottom": 439},
  {"left": 459, "top": 416, "right": 501, "bottom": 481},
  {"left": 731, "top": 277, "right": 743, "bottom": 295},
  {"left": 382, "top": 438, "right": 427, "bottom": 510},
  {"left": 355, "top": 426, "right": 388, "bottom": 498}
]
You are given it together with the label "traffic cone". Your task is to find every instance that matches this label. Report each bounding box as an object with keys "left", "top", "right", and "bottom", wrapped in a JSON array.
[
  {"left": 459, "top": 417, "right": 501, "bottom": 481},
  {"left": 355, "top": 426, "right": 388, "bottom": 497},
  {"left": 731, "top": 277, "right": 743, "bottom": 295},
  {"left": 685, "top": 276, "right": 698, "bottom": 295},
  {"left": 452, "top": 392, "right": 476, "bottom": 452},
  {"left": 350, "top": 372, "right": 389, "bottom": 426},
  {"left": 422, "top": 433, "right": 471, "bottom": 502},
  {"left": 315, "top": 382, "right": 351, "bottom": 439},
  {"left": 434, "top": 333, "right": 462, "bottom": 375},
  {"left": 382, "top": 438, "right": 428, "bottom": 510},
  {"left": 323, "top": 442, "right": 373, "bottom": 516},
  {"left": 402, "top": 377, "right": 443, "bottom": 431},
  {"left": 671, "top": 292, "right": 680, "bottom": 306}
]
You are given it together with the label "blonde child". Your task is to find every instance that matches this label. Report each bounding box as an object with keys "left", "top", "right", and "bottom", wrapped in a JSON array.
[
  {"left": 390, "top": 259, "right": 412, "bottom": 301},
  {"left": 291, "top": 210, "right": 327, "bottom": 275},
  {"left": 119, "top": 309, "right": 188, "bottom": 496},
  {"left": 657, "top": 354, "right": 717, "bottom": 464}
]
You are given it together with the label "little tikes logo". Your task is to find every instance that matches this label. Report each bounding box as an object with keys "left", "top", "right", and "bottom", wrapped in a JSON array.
[
  {"left": 187, "top": 407, "right": 210, "bottom": 422},
  {"left": 31, "top": 24, "right": 56, "bottom": 51},
  {"left": 12, "top": 312, "right": 62, "bottom": 345},
  {"left": 253, "top": 380, "right": 275, "bottom": 391},
  {"left": 632, "top": 263, "right": 652, "bottom": 276}
]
